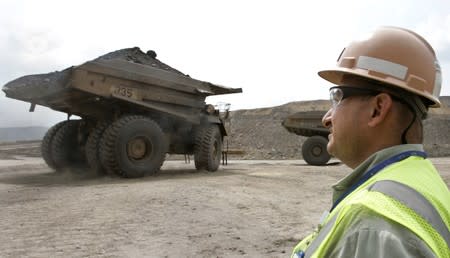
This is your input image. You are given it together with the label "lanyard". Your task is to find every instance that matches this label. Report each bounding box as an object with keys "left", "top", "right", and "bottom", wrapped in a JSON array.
[{"left": 330, "top": 150, "right": 427, "bottom": 212}]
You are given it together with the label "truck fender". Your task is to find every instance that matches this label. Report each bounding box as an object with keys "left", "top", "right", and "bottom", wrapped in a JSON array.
[{"left": 206, "top": 116, "right": 227, "bottom": 137}]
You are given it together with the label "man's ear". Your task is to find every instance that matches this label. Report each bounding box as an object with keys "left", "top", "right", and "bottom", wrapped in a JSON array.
[{"left": 367, "top": 93, "right": 393, "bottom": 127}]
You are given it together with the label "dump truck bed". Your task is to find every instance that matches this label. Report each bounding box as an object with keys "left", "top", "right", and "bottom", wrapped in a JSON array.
[
  {"left": 282, "top": 110, "right": 329, "bottom": 137},
  {"left": 2, "top": 48, "right": 242, "bottom": 122}
]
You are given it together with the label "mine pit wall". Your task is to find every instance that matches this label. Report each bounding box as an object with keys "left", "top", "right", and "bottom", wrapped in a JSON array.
[
  {"left": 225, "top": 100, "right": 329, "bottom": 160},
  {"left": 423, "top": 115, "right": 450, "bottom": 157}
]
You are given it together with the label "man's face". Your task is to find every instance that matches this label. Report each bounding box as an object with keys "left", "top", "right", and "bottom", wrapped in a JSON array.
[{"left": 322, "top": 94, "right": 372, "bottom": 167}]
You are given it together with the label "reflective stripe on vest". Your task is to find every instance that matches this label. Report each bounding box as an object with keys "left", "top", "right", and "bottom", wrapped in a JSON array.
[
  {"left": 369, "top": 180, "right": 450, "bottom": 248},
  {"left": 302, "top": 213, "right": 338, "bottom": 257},
  {"left": 299, "top": 179, "right": 449, "bottom": 258},
  {"left": 330, "top": 151, "right": 427, "bottom": 212}
]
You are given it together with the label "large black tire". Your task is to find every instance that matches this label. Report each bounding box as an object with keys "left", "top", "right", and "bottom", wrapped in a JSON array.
[
  {"left": 51, "top": 120, "right": 86, "bottom": 169},
  {"left": 194, "top": 125, "right": 222, "bottom": 172},
  {"left": 99, "top": 116, "right": 167, "bottom": 178},
  {"left": 302, "top": 135, "right": 331, "bottom": 166},
  {"left": 85, "top": 120, "right": 110, "bottom": 175},
  {"left": 41, "top": 120, "right": 70, "bottom": 169}
]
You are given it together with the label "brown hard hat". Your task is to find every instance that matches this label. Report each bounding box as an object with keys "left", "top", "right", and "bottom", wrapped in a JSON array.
[{"left": 319, "top": 26, "right": 442, "bottom": 107}]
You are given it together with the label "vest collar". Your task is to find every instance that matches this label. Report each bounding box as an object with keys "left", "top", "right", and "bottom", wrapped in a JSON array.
[{"left": 331, "top": 144, "right": 425, "bottom": 203}]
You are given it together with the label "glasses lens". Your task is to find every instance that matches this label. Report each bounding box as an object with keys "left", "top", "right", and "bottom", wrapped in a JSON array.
[
  {"left": 330, "top": 88, "right": 343, "bottom": 106},
  {"left": 329, "top": 86, "right": 381, "bottom": 107}
]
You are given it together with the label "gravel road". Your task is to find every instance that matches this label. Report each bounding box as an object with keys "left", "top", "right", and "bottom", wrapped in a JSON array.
[{"left": 0, "top": 154, "right": 449, "bottom": 258}]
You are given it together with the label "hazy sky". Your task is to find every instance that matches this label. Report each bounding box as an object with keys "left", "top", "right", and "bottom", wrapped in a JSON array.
[{"left": 1, "top": 0, "right": 450, "bottom": 127}]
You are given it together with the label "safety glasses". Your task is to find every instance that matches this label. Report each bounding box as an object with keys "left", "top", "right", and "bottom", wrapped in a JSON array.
[{"left": 329, "top": 86, "right": 381, "bottom": 107}]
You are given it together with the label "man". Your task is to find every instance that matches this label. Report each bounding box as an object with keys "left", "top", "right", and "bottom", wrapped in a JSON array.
[{"left": 292, "top": 27, "right": 450, "bottom": 258}]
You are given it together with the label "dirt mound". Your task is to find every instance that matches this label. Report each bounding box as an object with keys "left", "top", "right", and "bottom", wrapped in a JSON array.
[{"left": 224, "top": 100, "right": 329, "bottom": 160}]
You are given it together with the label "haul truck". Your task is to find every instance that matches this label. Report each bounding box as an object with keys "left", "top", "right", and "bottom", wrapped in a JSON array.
[
  {"left": 3, "top": 47, "right": 242, "bottom": 177},
  {"left": 282, "top": 110, "right": 331, "bottom": 165}
]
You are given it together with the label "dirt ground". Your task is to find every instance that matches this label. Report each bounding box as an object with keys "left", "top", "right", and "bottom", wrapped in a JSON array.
[{"left": 0, "top": 148, "right": 449, "bottom": 258}]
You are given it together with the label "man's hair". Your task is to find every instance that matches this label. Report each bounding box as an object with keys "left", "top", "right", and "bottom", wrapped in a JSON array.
[{"left": 392, "top": 99, "right": 424, "bottom": 144}]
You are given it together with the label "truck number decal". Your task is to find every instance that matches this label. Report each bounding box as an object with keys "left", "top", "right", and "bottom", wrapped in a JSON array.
[{"left": 113, "top": 86, "right": 134, "bottom": 98}]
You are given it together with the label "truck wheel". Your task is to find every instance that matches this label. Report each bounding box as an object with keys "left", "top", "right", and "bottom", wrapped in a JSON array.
[
  {"left": 41, "top": 120, "right": 70, "bottom": 169},
  {"left": 85, "top": 120, "right": 110, "bottom": 175},
  {"left": 51, "top": 120, "right": 85, "bottom": 169},
  {"left": 302, "top": 136, "right": 331, "bottom": 166},
  {"left": 99, "top": 115, "right": 167, "bottom": 178},
  {"left": 194, "top": 125, "right": 222, "bottom": 172}
]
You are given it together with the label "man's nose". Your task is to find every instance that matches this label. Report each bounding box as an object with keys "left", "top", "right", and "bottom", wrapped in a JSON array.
[{"left": 322, "top": 109, "right": 332, "bottom": 128}]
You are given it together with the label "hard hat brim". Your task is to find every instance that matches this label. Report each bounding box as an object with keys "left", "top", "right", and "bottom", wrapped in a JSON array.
[{"left": 318, "top": 68, "right": 441, "bottom": 108}]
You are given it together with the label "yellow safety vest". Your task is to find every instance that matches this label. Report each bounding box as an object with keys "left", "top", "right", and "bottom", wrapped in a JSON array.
[{"left": 292, "top": 154, "right": 450, "bottom": 258}]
